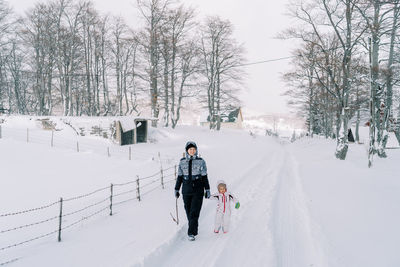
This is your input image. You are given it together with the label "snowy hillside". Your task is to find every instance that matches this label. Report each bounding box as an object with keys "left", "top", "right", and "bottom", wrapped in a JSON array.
[
  {"left": 1, "top": 117, "right": 400, "bottom": 267},
  {"left": 241, "top": 110, "right": 306, "bottom": 138}
]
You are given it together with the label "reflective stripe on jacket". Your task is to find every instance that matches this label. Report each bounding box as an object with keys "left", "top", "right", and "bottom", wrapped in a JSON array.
[{"left": 211, "top": 191, "right": 238, "bottom": 214}]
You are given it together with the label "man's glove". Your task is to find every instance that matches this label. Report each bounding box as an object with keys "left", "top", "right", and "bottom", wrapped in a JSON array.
[
  {"left": 175, "top": 190, "right": 180, "bottom": 198},
  {"left": 235, "top": 202, "right": 240, "bottom": 209},
  {"left": 205, "top": 189, "right": 211, "bottom": 199}
]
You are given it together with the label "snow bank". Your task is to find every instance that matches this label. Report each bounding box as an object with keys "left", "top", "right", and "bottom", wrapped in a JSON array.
[
  {"left": 1, "top": 117, "right": 399, "bottom": 267},
  {"left": 1, "top": 121, "right": 278, "bottom": 266},
  {"left": 291, "top": 137, "right": 400, "bottom": 267}
]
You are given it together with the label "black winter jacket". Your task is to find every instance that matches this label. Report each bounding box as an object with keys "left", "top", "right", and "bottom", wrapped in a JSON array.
[{"left": 175, "top": 154, "right": 210, "bottom": 196}]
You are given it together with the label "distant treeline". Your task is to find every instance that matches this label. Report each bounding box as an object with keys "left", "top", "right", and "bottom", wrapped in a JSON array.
[
  {"left": 0, "top": 0, "right": 245, "bottom": 129},
  {"left": 281, "top": 0, "right": 400, "bottom": 163}
]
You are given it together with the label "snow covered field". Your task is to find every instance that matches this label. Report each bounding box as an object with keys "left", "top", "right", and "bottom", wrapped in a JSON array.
[{"left": 1, "top": 116, "right": 399, "bottom": 267}]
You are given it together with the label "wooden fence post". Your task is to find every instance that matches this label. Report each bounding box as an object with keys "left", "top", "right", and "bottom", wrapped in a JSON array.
[
  {"left": 58, "top": 197, "right": 63, "bottom": 242},
  {"left": 158, "top": 152, "right": 164, "bottom": 189},
  {"left": 27, "top": 128, "right": 29, "bottom": 143},
  {"left": 174, "top": 165, "right": 177, "bottom": 181},
  {"left": 0, "top": 125, "right": 2, "bottom": 139},
  {"left": 107, "top": 147, "right": 110, "bottom": 157},
  {"left": 160, "top": 168, "right": 164, "bottom": 189},
  {"left": 76, "top": 141, "right": 79, "bottom": 152},
  {"left": 109, "top": 183, "right": 113, "bottom": 216},
  {"left": 129, "top": 147, "right": 131, "bottom": 160},
  {"left": 51, "top": 130, "right": 54, "bottom": 147},
  {"left": 136, "top": 175, "right": 141, "bottom": 201}
]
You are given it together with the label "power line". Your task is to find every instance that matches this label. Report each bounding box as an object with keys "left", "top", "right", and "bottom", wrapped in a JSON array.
[
  {"left": 234, "top": 56, "right": 297, "bottom": 67},
  {"left": 5, "top": 45, "right": 350, "bottom": 81},
  {"left": 11, "top": 54, "right": 298, "bottom": 79}
]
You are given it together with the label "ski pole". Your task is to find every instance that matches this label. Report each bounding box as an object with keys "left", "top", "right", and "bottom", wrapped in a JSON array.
[
  {"left": 170, "top": 197, "right": 179, "bottom": 225},
  {"left": 175, "top": 197, "right": 179, "bottom": 225}
]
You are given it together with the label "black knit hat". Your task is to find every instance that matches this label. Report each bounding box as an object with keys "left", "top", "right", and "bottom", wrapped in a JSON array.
[{"left": 185, "top": 141, "right": 197, "bottom": 151}]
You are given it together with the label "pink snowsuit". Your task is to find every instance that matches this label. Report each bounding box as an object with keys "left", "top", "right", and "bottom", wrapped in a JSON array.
[{"left": 211, "top": 191, "right": 238, "bottom": 233}]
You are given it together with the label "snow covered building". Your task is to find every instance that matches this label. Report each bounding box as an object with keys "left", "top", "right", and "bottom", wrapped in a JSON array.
[
  {"left": 58, "top": 116, "right": 156, "bottom": 145},
  {"left": 200, "top": 107, "right": 244, "bottom": 129},
  {"left": 0, "top": 108, "right": 9, "bottom": 115},
  {"left": 115, "top": 117, "right": 156, "bottom": 145}
]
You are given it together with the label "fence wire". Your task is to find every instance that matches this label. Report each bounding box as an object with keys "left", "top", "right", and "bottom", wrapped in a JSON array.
[
  {"left": 0, "top": 216, "right": 59, "bottom": 234},
  {"left": 113, "top": 189, "right": 136, "bottom": 198},
  {"left": 113, "top": 180, "right": 136, "bottom": 187},
  {"left": 0, "top": 126, "right": 180, "bottom": 263},
  {"left": 0, "top": 257, "right": 19, "bottom": 266},
  {"left": 61, "top": 206, "right": 109, "bottom": 231},
  {"left": 139, "top": 171, "right": 162, "bottom": 180},
  {"left": 1, "top": 126, "right": 175, "bottom": 163},
  {"left": 113, "top": 197, "right": 137, "bottom": 206},
  {"left": 0, "top": 205, "right": 111, "bottom": 252},
  {"left": 63, "top": 198, "right": 110, "bottom": 217},
  {"left": 0, "top": 201, "right": 59, "bottom": 218},
  {"left": 64, "top": 186, "right": 109, "bottom": 202},
  {"left": 140, "top": 179, "right": 161, "bottom": 189},
  {"left": 0, "top": 175, "right": 176, "bottom": 266},
  {"left": 0, "top": 229, "right": 59, "bottom": 251}
]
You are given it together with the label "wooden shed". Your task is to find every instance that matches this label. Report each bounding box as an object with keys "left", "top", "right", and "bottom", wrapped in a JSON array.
[{"left": 115, "top": 117, "right": 155, "bottom": 145}]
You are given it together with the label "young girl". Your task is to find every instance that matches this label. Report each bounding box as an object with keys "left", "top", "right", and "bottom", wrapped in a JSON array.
[{"left": 211, "top": 180, "right": 240, "bottom": 233}]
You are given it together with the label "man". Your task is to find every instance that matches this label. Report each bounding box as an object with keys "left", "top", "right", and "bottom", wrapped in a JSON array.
[{"left": 175, "top": 141, "right": 211, "bottom": 241}]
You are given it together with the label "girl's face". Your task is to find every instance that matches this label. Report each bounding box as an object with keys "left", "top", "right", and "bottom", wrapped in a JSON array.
[
  {"left": 188, "top": 147, "right": 196, "bottom": 156},
  {"left": 218, "top": 186, "right": 226, "bottom": 194}
]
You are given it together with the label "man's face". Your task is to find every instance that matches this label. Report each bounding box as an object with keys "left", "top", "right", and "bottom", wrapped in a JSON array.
[{"left": 188, "top": 147, "right": 196, "bottom": 156}]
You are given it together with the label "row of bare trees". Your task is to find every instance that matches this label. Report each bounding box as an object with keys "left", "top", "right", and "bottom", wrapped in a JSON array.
[
  {"left": 0, "top": 0, "right": 245, "bottom": 129},
  {"left": 282, "top": 0, "right": 400, "bottom": 165}
]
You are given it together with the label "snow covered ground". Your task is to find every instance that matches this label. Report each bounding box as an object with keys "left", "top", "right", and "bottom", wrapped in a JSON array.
[
  {"left": 290, "top": 138, "right": 400, "bottom": 267},
  {"left": 1, "top": 116, "right": 399, "bottom": 267}
]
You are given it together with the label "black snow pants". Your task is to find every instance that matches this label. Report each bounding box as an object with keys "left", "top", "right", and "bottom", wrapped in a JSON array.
[{"left": 183, "top": 193, "right": 203, "bottom": 236}]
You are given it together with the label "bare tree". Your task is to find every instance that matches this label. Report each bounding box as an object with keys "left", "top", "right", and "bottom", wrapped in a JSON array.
[
  {"left": 137, "top": 0, "right": 170, "bottom": 126},
  {"left": 55, "top": 0, "right": 85, "bottom": 116},
  {"left": 22, "top": 3, "right": 60, "bottom": 115},
  {"left": 98, "top": 15, "right": 111, "bottom": 116},
  {"left": 382, "top": 1, "right": 400, "bottom": 146},
  {"left": 200, "top": 16, "right": 245, "bottom": 130},
  {"left": 170, "top": 39, "right": 201, "bottom": 128},
  {"left": 287, "top": 0, "right": 367, "bottom": 159},
  {"left": 0, "top": 0, "right": 249, "bottom": 129},
  {"left": 7, "top": 39, "right": 28, "bottom": 114},
  {"left": 0, "top": 0, "right": 13, "bottom": 111},
  {"left": 158, "top": 4, "right": 196, "bottom": 127},
  {"left": 355, "top": 0, "right": 400, "bottom": 164},
  {"left": 109, "top": 16, "right": 140, "bottom": 116}
]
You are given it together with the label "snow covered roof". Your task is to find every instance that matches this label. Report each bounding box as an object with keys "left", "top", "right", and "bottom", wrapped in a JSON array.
[
  {"left": 60, "top": 116, "right": 155, "bottom": 130},
  {"left": 118, "top": 117, "right": 136, "bottom": 132},
  {"left": 117, "top": 117, "right": 140, "bottom": 132}
]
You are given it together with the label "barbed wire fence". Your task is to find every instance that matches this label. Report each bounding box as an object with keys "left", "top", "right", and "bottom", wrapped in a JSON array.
[
  {"left": 0, "top": 163, "right": 178, "bottom": 265},
  {"left": 0, "top": 124, "right": 180, "bottom": 265},
  {"left": 0, "top": 125, "right": 176, "bottom": 165}
]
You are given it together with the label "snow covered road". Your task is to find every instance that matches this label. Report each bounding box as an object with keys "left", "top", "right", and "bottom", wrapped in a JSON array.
[
  {"left": 138, "top": 149, "right": 280, "bottom": 267},
  {"left": 272, "top": 147, "right": 328, "bottom": 267},
  {"left": 136, "top": 145, "right": 325, "bottom": 267},
  {"left": 3, "top": 120, "right": 399, "bottom": 267}
]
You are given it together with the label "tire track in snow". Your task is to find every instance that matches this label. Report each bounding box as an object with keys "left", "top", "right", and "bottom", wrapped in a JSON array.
[
  {"left": 133, "top": 145, "right": 284, "bottom": 267},
  {"left": 211, "top": 146, "right": 285, "bottom": 267},
  {"left": 272, "top": 146, "right": 328, "bottom": 267}
]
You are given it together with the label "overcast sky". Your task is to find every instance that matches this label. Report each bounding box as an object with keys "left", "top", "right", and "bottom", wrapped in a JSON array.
[{"left": 10, "top": 0, "right": 295, "bottom": 115}]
